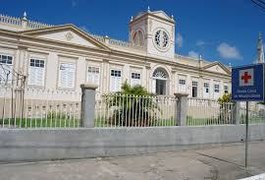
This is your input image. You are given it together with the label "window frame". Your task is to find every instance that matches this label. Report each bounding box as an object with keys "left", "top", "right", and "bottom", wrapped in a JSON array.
[
  {"left": 131, "top": 72, "right": 141, "bottom": 79},
  {"left": 0, "top": 54, "right": 13, "bottom": 65},
  {"left": 204, "top": 82, "right": 210, "bottom": 93},
  {"left": 0, "top": 54, "right": 13, "bottom": 84},
  {"left": 28, "top": 58, "right": 46, "bottom": 87},
  {"left": 179, "top": 79, "right": 186, "bottom": 85},
  {"left": 87, "top": 66, "right": 100, "bottom": 86},
  {"left": 214, "top": 84, "right": 220, "bottom": 93},
  {"left": 58, "top": 62, "right": 76, "bottom": 90},
  {"left": 224, "top": 85, "right": 229, "bottom": 93}
]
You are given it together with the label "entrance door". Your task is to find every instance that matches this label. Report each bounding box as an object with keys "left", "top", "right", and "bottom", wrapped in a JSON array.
[
  {"left": 156, "top": 79, "right": 166, "bottom": 95},
  {"left": 192, "top": 87, "right": 198, "bottom": 97},
  {"left": 192, "top": 81, "right": 198, "bottom": 98}
]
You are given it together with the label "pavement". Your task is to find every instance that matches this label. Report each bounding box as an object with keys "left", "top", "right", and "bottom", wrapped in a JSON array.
[{"left": 0, "top": 141, "right": 265, "bottom": 180}]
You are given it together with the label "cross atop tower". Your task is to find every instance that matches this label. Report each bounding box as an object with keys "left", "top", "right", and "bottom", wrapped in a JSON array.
[{"left": 257, "top": 32, "right": 264, "bottom": 64}]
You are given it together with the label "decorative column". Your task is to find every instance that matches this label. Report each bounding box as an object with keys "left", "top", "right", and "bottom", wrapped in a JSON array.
[
  {"left": 102, "top": 59, "right": 109, "bottom": 93},
  {"left": 80, "top": 84, "right": 98, "bottom": 128},
  {"left": 174, "top": 93, "right": 189, "bottom": 126}
]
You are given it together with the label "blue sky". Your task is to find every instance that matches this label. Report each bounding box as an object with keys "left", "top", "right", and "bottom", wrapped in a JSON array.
[{"left": 0, "top": 0, "right": 264, "bottom": 66}]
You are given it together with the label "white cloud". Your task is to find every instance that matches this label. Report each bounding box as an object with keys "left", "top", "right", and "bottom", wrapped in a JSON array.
[
  {"left": 196, "top": 40, "right": 206, "bottom": 47},
  {"left": 217, "top": 42, "right": 242, "bottom": 60},
  {"left": 188, "top": 51, "right": 199, "bottom": 59},
  {"left": 176, "top": 33, "right": 183, "bottom": 48}
]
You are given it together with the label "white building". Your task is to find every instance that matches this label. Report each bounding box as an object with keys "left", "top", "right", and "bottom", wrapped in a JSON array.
[{"left": 0, "top": 10, "right": 231, "bottom": 100}]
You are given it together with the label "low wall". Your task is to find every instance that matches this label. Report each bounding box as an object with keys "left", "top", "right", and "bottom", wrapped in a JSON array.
[{"left": 0, "top": 124, "right": 265, "bottom": 162}]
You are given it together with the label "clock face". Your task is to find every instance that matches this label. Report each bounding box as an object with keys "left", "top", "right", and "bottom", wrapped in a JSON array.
[{"left": 154, "top": 29, "right": 170, "bottom": 51}]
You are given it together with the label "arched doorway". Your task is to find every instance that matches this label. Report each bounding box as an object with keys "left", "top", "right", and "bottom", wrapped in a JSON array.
[{"left": 152, "top": 68, "right": 169, "bottom": 95}]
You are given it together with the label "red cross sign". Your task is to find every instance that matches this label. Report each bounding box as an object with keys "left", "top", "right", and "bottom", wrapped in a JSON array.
[
  {"left": 239, "top": 68, "right": 254, "bottom": 86},
  {"left": 232, "top": 63, "right": 264, "bottom": 101},
  {"left": 241, "top": 72, "right": 252, "bottom": 84}
]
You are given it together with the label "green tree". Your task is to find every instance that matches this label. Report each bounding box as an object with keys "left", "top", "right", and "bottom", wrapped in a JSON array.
[
  {"left": 217, "top": 93, "right": 231, "bottom": 103},
  {"left": 217, "top": 93, "right": 233, "bottom": 124},
  {"left": 107, "top": 81, "right": 159, "bottom": 126}
]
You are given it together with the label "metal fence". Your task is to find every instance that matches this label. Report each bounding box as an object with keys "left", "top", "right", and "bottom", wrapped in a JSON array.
[
  {"left": 0, "top": 86, "right": 81, "bottom": 128},
  {"left": 239, "top": 106, "right": 265, "bottom": 124},
  {"left": 94, "top": 93, "right": 177, "bottom": 127},
  {"left": 1, "top": 84, "right": 264, "bottom": 129},
  {"left": 187, "top": 98, "right": 235, "bottom": 126}
]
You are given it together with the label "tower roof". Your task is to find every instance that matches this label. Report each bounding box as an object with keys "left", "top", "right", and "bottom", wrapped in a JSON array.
[
  {"left": 257, "top": 32, "right": 264, "bottom": 63},
  {"left": 131, "top": 8, "right": 174, "bottom": 24}
]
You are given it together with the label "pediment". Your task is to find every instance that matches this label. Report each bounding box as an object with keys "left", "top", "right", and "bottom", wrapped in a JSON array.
[
  {"left": 203, "top": 62, "right": 231, "bottom": 75},
  {"left": 20, "top": 25, "right": 110, "bottom": 50},
  {"left": 150, "top": 11, "right": 174, "bottom": 22}
]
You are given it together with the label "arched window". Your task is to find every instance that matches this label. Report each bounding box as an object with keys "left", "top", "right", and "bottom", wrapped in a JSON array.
[
  {"left": 133, "top": 30, "right": 144, "bottom": 46},
  {"left": 152, "top": 68, "right": 169, "bottom": 95},
  {"left": 153, "top": 68, "right": 168, "bottom": 80}
]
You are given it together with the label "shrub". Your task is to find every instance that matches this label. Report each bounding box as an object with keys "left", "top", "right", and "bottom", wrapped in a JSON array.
[{"left": 107, "top": 81, "right": 159, "bottom": 126}]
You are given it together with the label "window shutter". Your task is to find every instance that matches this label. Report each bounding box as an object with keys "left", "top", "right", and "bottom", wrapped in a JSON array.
[
  {"left": 116, "top": 76, "right": 121, "bottom": 91},
  {"left": 94, "top": 73, "right": 100, "bottom": 85},
  {"left": 179, "top": 84, "right": 186, "bottom": 93},
  {"left": 87, "top": 67, "right": 100, "bottom": 86},
  {"left": 87, "top": 72, "right": 93, "bottom": 83},
  {"left": 131, "top": 79, "right": 139, "bottom": 87},
  {"left": 59, "top": 63, "right": 76, "bottom": 89},
  {"left": 110, "top": 76, "right": 115, "bottom": 92},
  {"left": 28, "top": 67, "right": 36, "bottom": 85}
]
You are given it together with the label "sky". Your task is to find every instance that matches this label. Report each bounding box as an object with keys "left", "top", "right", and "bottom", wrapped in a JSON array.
[{"left": 0, "top": 0, "right": 264, "bottom": 66}]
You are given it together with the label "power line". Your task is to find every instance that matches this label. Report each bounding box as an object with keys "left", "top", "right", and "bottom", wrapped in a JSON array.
[{"left": 251, "top": 0, "right": 265, "bottom": 11}]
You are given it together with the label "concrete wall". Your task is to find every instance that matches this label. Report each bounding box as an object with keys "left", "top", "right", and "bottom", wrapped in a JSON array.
[{"left": 0, "top": 124, "right": 265, "bottom": 162}]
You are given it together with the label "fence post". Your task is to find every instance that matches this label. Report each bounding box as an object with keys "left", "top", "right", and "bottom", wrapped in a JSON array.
[
  {"left": 233, "top": 101, "right": 241, "bottom": 124},
  {"left": 174, "top": 93, "right": 189, "bottom": 126},
  {"left": 80, "top": 84, "right": 98, "bottom": 128}
]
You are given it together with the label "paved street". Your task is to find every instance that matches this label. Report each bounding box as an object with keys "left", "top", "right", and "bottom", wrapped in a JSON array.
[{"left": 0, "top": 141, "right": 265, "bottom": 180}]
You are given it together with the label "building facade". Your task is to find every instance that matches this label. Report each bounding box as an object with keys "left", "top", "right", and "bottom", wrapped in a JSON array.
[{"left": 0, "top": 10, "right": 231, "bottom": 100}]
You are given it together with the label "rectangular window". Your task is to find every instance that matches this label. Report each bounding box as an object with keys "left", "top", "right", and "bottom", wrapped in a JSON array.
[
  {"left": 178, "top": 76, "right": 187, "bottom": 93},
  {"left": 131, "top": 72, "right": 141, "bottom": 86},
  {"left": 224, "top": 85, "right": 228, "bottom": 93},
  {"left": 28, "top": 59, "right": 45, "bottom": 86},
  {"left": 87, "top": 66, "right": 100, "bottom": 85},
  {"left": 179, "top": 79, "right": 186, "bottom": 85},
  {"left": 111, "top": 70, "right": 121, "bottom": 77},
  {"left": 192, "top": 81, "right": 198, "bottom": 97},
  {"left": 0, "top": 55, "right": 12, "bottom": 64},
  {"left": 131, "top": 73, "right": 140, "bottom": 79},
  {"left": 58, "top": 63, "right": 76, "bottom": 89},
  {"left": 214, "top": 84, "right": 220, "bottom": 93},
  {"left": 0, "top": 54, "right": 13, "bottom": 84},
  {"left": 204, "top": 83, "right": 209, "bottom": 87},
  {"left": 110, "top": 69, "right": 122, "bottom": 92},
  {"left": 204, "top": 83, "right": 209, "bottom": 93}
]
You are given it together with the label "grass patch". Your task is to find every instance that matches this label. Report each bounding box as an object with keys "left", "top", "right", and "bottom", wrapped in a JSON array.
[
  {"left": 0, "top": 118, "right": 80, "bottom": 128},
  {"left": 94, "top": 117, "right": 177, "bottom": 127},
  {"left": 240, "top": 116, "right": 265, "bottom": 124}
]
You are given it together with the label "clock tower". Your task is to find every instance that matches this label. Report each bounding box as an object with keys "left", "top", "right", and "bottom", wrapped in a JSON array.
[{"left": 129, "top": 8, "right": 175, "bottom": 60}]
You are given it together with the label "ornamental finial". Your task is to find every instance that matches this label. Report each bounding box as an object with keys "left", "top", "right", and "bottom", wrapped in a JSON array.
[
  {"left": 22, "top": 11, "right": 27, "bottom": 20},
  {"left": 147, "top": 6, "right": 150, "bottom": 12}
]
